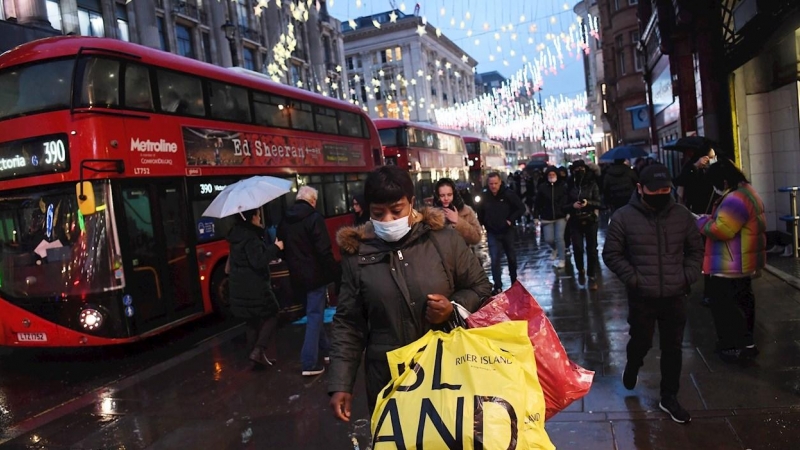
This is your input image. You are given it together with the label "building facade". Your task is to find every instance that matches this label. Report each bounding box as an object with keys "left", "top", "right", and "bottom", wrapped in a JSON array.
[
  {"left": 0, "top": 0, "right": 348, "bottom": 98},
  {"left": 597, "top": 0, "right": 650, "bottom": 149},
  {"left": 574, "top": 0, "right": 613, "bottom": 158},
  {"left": 341, "top": 9, "right": 477, "bottom": 122},
  {"left": 720, "top": 0, "right": 800, "bottom": 244}
]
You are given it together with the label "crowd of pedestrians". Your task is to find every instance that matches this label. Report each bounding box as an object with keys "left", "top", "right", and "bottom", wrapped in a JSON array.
[{"left": 223, "top": 137, "right": 767, "bottom": 427}]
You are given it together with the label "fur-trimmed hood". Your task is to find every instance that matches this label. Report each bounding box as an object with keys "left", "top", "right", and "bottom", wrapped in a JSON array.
[{"left": 337, "top": 206, "right": 446, "bottom": 255}]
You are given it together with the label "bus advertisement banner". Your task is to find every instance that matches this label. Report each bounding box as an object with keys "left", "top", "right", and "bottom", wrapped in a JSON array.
[{"left": 182, "top": 127, "right": 366, "bottom": 168}]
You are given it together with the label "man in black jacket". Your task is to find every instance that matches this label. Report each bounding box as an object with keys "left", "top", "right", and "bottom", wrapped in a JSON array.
[
  {"left": 476, "top": 172, "right": 526, "bottom": 294},
  {"left": 602, "top": 164, "right": 704, "bottom": 424},
  {"left": 277, "top": 186, "right": 339, "bottom": 376},
  {"left": 603, "top": 159, "right": 638, "bottom": 212},
  {"left": 565, "top": 160, "right": 602, "bottom": 290}
]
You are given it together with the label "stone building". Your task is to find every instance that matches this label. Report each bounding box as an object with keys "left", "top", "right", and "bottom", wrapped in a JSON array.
[
  {"left": 0, "top": 0, "right": 348, "bottom": 98},
  {"left": 341, "top": 9, "right": 477, "bottom": 122}
]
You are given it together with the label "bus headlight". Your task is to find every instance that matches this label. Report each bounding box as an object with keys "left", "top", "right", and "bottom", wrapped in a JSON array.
[{"left": 79, "top": 308, "right": 104, "bottom": 331}]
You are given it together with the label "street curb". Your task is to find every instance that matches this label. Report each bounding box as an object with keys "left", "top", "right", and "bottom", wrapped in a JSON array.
[{"left": 764, "top": 264, "right": 800, "bottom": 291}]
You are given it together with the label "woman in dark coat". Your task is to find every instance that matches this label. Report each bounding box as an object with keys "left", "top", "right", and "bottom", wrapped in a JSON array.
[
  {"left": 352, "top": 194, "right": 369, "bottom": 226},
  {"left": 227, "top": 208, "right": 284, "bottom": 367},
  {"left": 327, "top": 166, "right": 492, "bottom": 420}
]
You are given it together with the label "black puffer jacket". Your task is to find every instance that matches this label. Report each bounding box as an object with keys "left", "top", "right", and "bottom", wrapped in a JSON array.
[
  {"left": 564, "top": 172, "right": 602, "bottom": 221},
  {"left": 277, "top": 200, "right": 339, "bottom": 293},
  {"left": 603, "top": 163, "right": 638, "bottom": 209},
  {"left": 602, "top": 192, "right": 704, "bottom": 298},
  {"left": 476, "top": 185, "right": 527, "bottom": 234},
  {"left": 328, "top": 207, "right": 492, "bottom": 411},
  {"left": 227, "top": 221, "right": 281, "bottom": 319},
  {"left": 533, "top": 179, "right": 569, "bottom": 221}
]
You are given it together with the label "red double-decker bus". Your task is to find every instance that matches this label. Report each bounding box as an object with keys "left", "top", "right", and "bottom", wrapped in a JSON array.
[
  {"left": 373, "top": 119, "right": 468, "bottom": 205},
  {"left": 463, "top": 136, "right": 507, "bottom": 191},
  {"left": 0, "top": 37, "right": 382, "bottom": 347}
]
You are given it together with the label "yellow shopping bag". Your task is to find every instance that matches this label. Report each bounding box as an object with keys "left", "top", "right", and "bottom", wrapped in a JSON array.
[{"left": 371, "top": 321, "right": 554, "bottom": 450}]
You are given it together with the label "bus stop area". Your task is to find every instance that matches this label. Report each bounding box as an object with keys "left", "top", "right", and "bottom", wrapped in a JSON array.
[{"left": 3, "top": 231, "right": 800, "bottom": 449}]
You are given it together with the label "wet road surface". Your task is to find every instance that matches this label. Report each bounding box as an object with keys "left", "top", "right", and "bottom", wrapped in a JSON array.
[{"left": 2, "top": 224, "right": 800, "bottom": 449}]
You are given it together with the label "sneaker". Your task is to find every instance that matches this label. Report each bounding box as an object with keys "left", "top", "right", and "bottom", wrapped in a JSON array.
[
  {"left": 622, "top": 363, "right": 638, "bottom": 390},
  {"left": 717, "top": 348, "right": 741, "bottom": 364},
  {"left": 578, "top": 271, "right": 586, "bottom": 285},
  {"left": 249, "top": 348, "right": 275, "bottom": 367},
  {"left": 302, "top": 365, "right": 325, "bottom": 376},
  {"left": 659, "top": 396, "right": 691, "bottom": 424},
  {"left": 741, "top": 345, "right": 760, "bottom": 359},
  {"left": 491, "top": 287, "right": 502, "bottom": 296},
  {"left": 588, "top": 277, "right": 598, "bottom": 290},
  {"left": 553, "top": 259, "right": 565, "bottom": 269}
]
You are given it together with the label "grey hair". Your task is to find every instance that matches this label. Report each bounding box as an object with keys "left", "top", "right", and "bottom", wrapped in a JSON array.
[{"left": 296, "top": 185, "right": 318, "bottom": 203}]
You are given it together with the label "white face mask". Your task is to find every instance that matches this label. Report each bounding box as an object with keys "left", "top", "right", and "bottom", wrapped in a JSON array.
[
  {"left": 371, "top": 215, "right": 411, "bottom": 242},
  {"left": 708, "top": 157, "right": 718, "bottom": 166}
]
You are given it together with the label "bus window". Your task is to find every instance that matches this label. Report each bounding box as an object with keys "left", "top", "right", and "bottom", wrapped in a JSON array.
[
  {"left": 314, "top": 106, "right": 338, "bottom": 134},
  {"left": 337, "top": 111, "right": 362, "bottom": 137},
  {"left": 156, "top": 69, "right": 204, "bottom": 116},
  {"left": 253, "top": 92, "right": 289, "bottom": 128},
  {"left": 360, "top": 117, "right": 371, "bottom": 138},
  {"left": 378, "top": 128, "right": 398, "bottom": 146},
  {"left": 209, "top": 81, "right": 251, "bottom": 123},
  {"left": 80, "top": 58, "right": 120, "bottom": 108},
  {"left": 323, "top": 182, "right": 347, "bottom": 216},
  {"left": 123, "top": 63, "right": 153, "bottom": 110},
  {"left": 0, "top": 59, "right": 74, "bottom": 120},
  {"left": 289, "top": 101, "right": 314, "bottom": 131},
  {"left": 346, "top": 180, "right": 364, "bottom": 204}
]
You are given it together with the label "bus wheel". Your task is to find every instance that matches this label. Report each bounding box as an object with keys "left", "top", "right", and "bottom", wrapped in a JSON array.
[{"left": 210, "top": 265, "right": 232, "bottom": 318}]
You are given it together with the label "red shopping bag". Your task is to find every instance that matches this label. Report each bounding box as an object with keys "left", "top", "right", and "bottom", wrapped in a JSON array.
[{"left": 466, "top": 281, "right": 594, "bottom": 420}]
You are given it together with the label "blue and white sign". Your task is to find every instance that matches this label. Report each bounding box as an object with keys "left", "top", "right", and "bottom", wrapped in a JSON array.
[
  {"left": 45, "top": 204, "right": 54, "bottom": 239},
  {"left": 124, "top": 305, "right": 135, "bottom": 317},
  {"left": 122, "top": 294, "right": 133, "bottom": 306},
  {"left": 197, "top": 218, "right": 216, "bottom": 239}
]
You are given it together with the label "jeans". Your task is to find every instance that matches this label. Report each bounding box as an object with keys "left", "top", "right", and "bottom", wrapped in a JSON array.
[
  {"left": 570, "top": 219, "right": 599, "bottom": 277},
  {"left": 708, "top": 276, "right": 755, "bottom": 349},
  {"left": 541, "top": 218, "right": 566, "bottom": 261},
  {"left": 487, "top": 229, "right": 517, "bottom": 290},
  {"left": 627, "top": 295, "right": 687, "bottom": 397},
  {"left": 301, "top": 285, "right": 331, "bottom": 370}
]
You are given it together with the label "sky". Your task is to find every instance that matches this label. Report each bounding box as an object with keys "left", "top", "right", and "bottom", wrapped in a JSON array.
[{"left": 325, "top": 0, "right": 589, "bottom": 100}]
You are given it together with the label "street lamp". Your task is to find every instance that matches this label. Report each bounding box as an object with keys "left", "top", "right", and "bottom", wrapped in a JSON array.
[{"left": 221, "top": 20, "right": 238, "bottom": 67}]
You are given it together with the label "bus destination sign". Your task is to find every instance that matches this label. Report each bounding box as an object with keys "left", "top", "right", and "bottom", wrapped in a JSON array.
[
  {"left": 0, "top": 133, "right": 70, "bottom": 181},
  {"left": 182, "top": 127, "right": 366, "bottom": 168}
]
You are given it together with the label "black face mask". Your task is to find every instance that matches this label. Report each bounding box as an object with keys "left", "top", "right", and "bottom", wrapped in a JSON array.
[{"left": 642, "top": 193, "right": 671, "bottom": 210}]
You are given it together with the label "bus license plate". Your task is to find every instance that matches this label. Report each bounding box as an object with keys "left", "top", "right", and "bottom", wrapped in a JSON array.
[{"left": 17, "top": 332, "right": 47, "bottom": 342}]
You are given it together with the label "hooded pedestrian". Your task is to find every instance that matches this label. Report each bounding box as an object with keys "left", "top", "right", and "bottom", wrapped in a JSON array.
[{"left": 328, "top": 165, "right": 491, "bottom": 419}]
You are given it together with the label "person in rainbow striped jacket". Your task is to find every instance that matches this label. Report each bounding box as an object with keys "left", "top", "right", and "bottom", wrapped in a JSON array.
[{"left": 696, "top": 158, "right": 766, "bottom": 364}]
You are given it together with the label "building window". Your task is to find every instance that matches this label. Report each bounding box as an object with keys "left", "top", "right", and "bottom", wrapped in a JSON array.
[
  {"left": 628, "top": 0, "right": 638, "bottom": 4},
  {"left": 615, "top": 35, "right": 625, "bottom": 76},
  {"left": 290, "top": 64, "right": 302, "bottom": 87},
  {"left": 244, "top": 47, "right": 256, "bottom": 70},
  {"left": 78, "top": 8, "right": 105, "bottom": 37},
  {"left": 116, "top": 3, "right": 129, "bottom": 42},
  {"left": 202, "top": 32, "right": 213, "bottom": 63},
  {"left": 157, "top": 17, "right": 169, "bottom": 51},
  {"left": 236, "top": 0, "right": 249, "bottom": 29},
  {"left": 323, "top": 36, "right": 332, "bottom": 65},
  {"left": 176, "top": 24, "right": 195, "bottom": 59},
  {"left": 631, "top": 31, "right": 643, "bottom": 72},
  {"left": 614, "top": 0, "right": 621, "bottom": 10},
  {"left": 395, "top": 46, "right": 402, "bottom": 61},
  {"left": 346, "top": 57, "right": 354, "bottom": 71},
  {"left": 46, "top": 0, "right": 62, "bottom": 31}
]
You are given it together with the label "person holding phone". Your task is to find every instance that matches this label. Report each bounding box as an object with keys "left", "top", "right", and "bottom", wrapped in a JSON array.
[{"left": 565, "top": 160, "right": 602, "bottom": 290}]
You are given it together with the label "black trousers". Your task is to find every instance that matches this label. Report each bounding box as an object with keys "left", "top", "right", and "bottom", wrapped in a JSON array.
[
  {"left": 627, "top": 295, "right": 687, "bottom": 397},
  {"left": 569, "top": 219, "right": 599, "bottom": 277},
  {"left": 487, "top": 229, "right": 517, "bottom": 290},
  {"left": 245, "top": 316, "right": 278, "bottom": 360},
  {"left": 707, "top": 276, "right": 755, "bottom": 350}
]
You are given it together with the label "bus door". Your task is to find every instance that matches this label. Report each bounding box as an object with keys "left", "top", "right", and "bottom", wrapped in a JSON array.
[{"left": 117, "top": 181, "right": 201, "bottom": 332}]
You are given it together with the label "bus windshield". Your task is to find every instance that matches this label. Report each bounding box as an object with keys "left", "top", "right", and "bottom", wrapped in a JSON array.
[
  {"left": 0, "top": 59, "right": 75, "bottom": 120},
  {"left": 0, "top": 182, "right": 123, "bottom": 299}
]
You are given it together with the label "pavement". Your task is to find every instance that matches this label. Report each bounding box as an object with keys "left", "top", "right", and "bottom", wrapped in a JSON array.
[{"left": 3, "top": 225, "right": 800, "bottom": 449}]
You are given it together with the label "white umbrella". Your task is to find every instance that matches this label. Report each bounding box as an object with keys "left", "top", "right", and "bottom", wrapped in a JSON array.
[{"left": 202, "top": 176, "right": 293, "bottom": 218}]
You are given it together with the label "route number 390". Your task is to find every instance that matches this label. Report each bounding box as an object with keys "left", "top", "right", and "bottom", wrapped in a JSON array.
[{"left": 42, "top": 140, "right": 66, "bottom": 164}]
